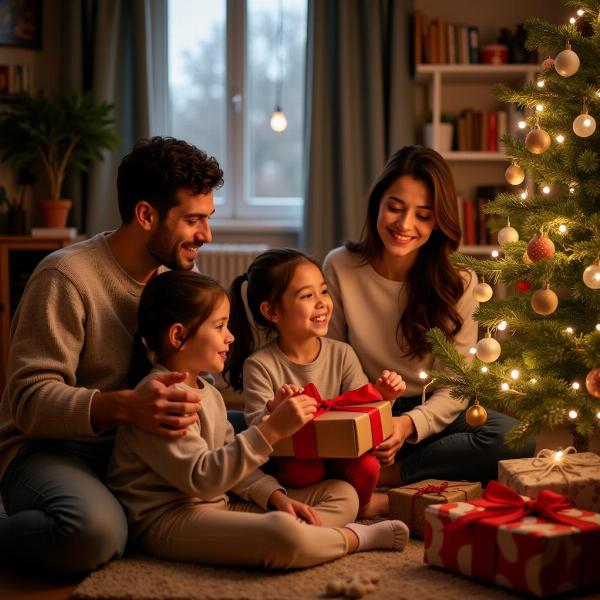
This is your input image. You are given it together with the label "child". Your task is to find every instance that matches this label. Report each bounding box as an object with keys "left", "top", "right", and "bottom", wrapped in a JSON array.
[
  {"left": 225, "top": 249, "right": 406, "bottom": 519},
  {"left": 108, "top": 270, "right": 409, "bottom": 568}
]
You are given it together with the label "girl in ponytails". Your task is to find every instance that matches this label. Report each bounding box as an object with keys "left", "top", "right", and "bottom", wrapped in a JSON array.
[
  {"left": 225, "top": 249, "right": 406, "bottom": 519},
  {"left": 108, "top": 270, "right": 409, "bottom": 568}
]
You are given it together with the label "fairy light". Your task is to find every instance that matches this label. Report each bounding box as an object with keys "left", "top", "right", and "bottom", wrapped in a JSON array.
[
  {"left": 565, "top": 326, "right": 574, "bottom": 334},
  {"left": 577, "top": 9, "right": 584, "bottom": 16},
  {"left": 520, "top": 190, "right": 528, "bottom": 200},
  {"left": 535, "top": 104, "right": 544, "bottom": 112},
  {"left": 518, "top": 120, "right": 527, "bottom": 129},
  {"left": 510, "top": 369, "right": 520, "bottom": 379},
  {"left": 469, "top": 347, "right": 477, "bottom": 355},
  {"left": 501, "top": 382, "right": 510, "bottom": 391},
  {"left": 537, "top": 80, "right": 545, "bottom": 88},
  {"left": 491, "top": 250, "right": 500, "bottom": 258},
  {"left": 558, "top": 224, "right": 568, "bottom": 234},
  {"left": 569, "top": 186, "right": 576, "bottom": 194},
  {"left": 542, "top": 185, "right": 551, "bottom": 194},
  {"left": 481, "top": 366, "right": 489, "bottom": 373},
  {"left": 555, "top": 134, "right": 565, "bottom": 143},
  {"left": 497, "top": 320, "right": 508, "bottom": 331},
  {"left": 572, "top": 382, "right": 580, "bottom": 390},
  {"left": 530, "top": 378, "right": 538, "bottom": 384},
  {"left": 596, "top": 323, "right": 600, "bottom": 331},
  {"left": 597, "top": 411, "right": 600, "bottom": 419},
  {"left": 568, "top": 409, "right": 578, "bottom": 419},
  {"left": 554, "top": 450, "right": 564, "bottom": 461},
  {"left": 570, "top": 16, "right": 577, "bottom": 24},
  {"left": 418, "top": 370, "right": 428, "bottom": 380}
]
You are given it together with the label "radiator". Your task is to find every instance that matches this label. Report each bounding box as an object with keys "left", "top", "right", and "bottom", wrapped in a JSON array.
[{"left": 195, "top": 244, "right": 269, "bottom": 289}]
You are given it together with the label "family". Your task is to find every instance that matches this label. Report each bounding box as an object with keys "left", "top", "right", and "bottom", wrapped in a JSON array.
[{"left": 0, "top": 136, "right": 535, "bottom": 574}]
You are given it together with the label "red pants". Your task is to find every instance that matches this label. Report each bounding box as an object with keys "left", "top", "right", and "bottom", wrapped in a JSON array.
[{"left": 269, "top": 454, "right": 381, "bottom": 507}]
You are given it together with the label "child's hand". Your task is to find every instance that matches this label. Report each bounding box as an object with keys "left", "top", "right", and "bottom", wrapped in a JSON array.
[
  {"left": 268, "top": 490, "right": 321, "bottom": 525},
  {"left": 374, "top": 370, "right": 406, "bottom": 403},
  {"left": 261, "top": 394, "right": 317, "bottom": 440},
  {"left": 268, "top": 383, "right": 304, "bottom": 412}
]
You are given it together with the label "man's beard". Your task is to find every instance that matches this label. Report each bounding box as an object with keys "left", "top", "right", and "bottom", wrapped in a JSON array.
[{"left": 146, "top": 223, "right": 193, "bottom": 271}]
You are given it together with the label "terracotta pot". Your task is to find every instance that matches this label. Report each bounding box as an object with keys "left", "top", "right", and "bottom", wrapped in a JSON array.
[{"left": 39, "top": 199, "right": 72, "bottom": 228}]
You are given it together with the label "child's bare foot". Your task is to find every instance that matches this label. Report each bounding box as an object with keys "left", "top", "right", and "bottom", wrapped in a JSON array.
[{"left": 357, "top": 492, "right": 389, "bottom": 519}]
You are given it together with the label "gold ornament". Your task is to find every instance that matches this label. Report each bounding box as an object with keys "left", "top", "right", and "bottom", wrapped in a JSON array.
[
  {"left": 582, "top": 263, "right": 600, "bottom": 289},
  {"left": 473, "top": 282, "right": 493, "bottom": 302},
  {"left": 527, "top": 233, "right": 555, "bottom": 262},
  {"left": 531, "top": 286, "right": 559, "bottom": 315},
  {"left": 554, "top": 45, "right": 580, "bottom": 77},
  {"left": 573, "top": 112, "right": 596, "bottom": 137},
  {"left": 585, "top": 368, "right": 600, "bottom": 398},
  {"left": 476, "top": 335, "right": 501, "bottom": 363},
  {"left": 505, "top": 163, "right": 526, "bottom": 185},
  {"left": 466, "top": 403, "right": 488, "bottom": 427},
  {"left": 525, "top": 127, "right": 551, "bottom": 154}
]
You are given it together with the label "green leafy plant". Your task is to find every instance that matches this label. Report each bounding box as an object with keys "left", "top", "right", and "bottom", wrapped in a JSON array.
[{"left": 0, "top": 91, "right": 119, "bottom": 201}]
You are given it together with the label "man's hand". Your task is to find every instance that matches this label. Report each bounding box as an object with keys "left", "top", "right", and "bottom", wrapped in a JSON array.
[
  {"left": 91, "top": 371, "right": 201, "bottom": 437},
  {"left": 372, "top": 414, "right": 415, "bottom": 467},
  {"left": 267, "top": 383, "right": 304, "bottom": 412},
  {"left": 268, "top": 490, "right": 321, "bottom": 525},
  {"left": 374, "top": 369, "right": 406, "bottom": 403}
]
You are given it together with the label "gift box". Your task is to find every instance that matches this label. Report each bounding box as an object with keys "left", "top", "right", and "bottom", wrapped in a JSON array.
[
  {"left": 388, "top": 479, "right": 482, "bottom": 539},
  {"left": 271, "top": 383, "right": 393, "bottom": 458},
  {"left": 498, "top": 447, "right": 600, "bottom": 512},
  {"left": 424, "top": 481, "right": 600, "bottom": 597}
]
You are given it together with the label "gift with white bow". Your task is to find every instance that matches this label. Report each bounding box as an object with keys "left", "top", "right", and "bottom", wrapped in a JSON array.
[{"left": 498, "top": 447, "right": 600, "bottom": 512}]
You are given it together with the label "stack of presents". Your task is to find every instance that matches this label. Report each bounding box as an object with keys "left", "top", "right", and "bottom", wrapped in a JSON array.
[{"left": 281, "top": 384, "right": 600, "bottom": 597}]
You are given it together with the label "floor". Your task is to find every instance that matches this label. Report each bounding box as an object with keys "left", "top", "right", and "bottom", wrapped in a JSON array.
[{"left": 1, "top": 422, "right": 598, "bottom": 600}]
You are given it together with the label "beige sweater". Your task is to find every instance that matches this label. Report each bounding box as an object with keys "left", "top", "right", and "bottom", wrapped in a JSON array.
[
  {"left": 243, "top": 337, "right": 368, "bottom": 427},
  {"left": 0, "top": 233, "right": 150, "bottom": 480},
  {"left": 108, "top": 367, "right": 283, "bottom": 540},
  {"left": 322, "top": 246, "right": 478, "bottom": 443}
]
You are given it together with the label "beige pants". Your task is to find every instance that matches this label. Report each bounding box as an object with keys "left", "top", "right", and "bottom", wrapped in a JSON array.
[{"left": 138, "top": 479, "right": 358, "bottom": 569}]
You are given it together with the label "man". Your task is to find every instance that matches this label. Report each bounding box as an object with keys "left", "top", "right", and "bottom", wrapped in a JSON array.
[{"left": 0, "top": 137, "right": 223, "bottom": 573}]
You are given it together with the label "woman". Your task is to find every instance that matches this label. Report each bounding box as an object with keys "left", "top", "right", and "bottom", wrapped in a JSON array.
[{"left": 323, "top": 145, "right": 535, "bottom": 486}]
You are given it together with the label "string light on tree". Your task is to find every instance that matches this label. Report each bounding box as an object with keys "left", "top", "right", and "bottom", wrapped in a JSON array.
[
  {"left": 518, "top": 120, "right": 527, "bottom": 130},
  {"left": 497, "top": 218, "right": 519, "bottom": 244},
  {"left": 535, "top": 103, "right": 544, "bottom": 112},
  {"left": 537, "top": 80, "right": 545, "bottom": 88},
  {"left": 542, "top": 185, "right": 551, "bottom": 194},
  {"left": 497, "top": 320, "right": 508, "bottom": 331},
  {"left": 501, "top": 382, "right": 510, "bottom": 391},
  {"left": 558, "top": 224, "right": 568, "bottom": 234},
  {"left": 572, "top": 381, "right": 580, "bottom": 390},
  {"left": 531, "top": 285, "right": 559, "bottom": 315},
  {"left": 582, "top": 262, "right": 600, "bottom": 289},
  {"left": 476, "top": 333, "right": 501, "bottom": 363},
  {"left": 554, "top": 41, "right": 580, "bottom": 76},
  {"left": 473, "top": 280, "right": 493, "bottom": 302},
  {"left": 568, "top": 409, "right": 578, "bottom": 419},
  {"left": 511, "top": 369, "right": 520, "bottom": 379},
  {"left": 505, "top": 163, "right": 525, "bottom": 185},
  {"left": 555, "top": 134, "right": 565, "bottom": 143},
  {"left": 520, "top": 190, "right": 528, "bottom": 200},
  {"left": 525, "top": 125, "right": 551, "bottom": 154}
]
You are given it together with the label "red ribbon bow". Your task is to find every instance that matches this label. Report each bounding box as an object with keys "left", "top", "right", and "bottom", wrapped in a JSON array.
[
  {"left": 291, "top": 383, "right": 384, "bottom": 459},
  {"left": 444, "top": 481, "right": 599, "bottom": 583}
]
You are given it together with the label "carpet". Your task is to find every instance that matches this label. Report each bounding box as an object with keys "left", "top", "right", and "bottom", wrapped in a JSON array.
[{"left": 71, "top": 540, "right": 535, "bottom": 600}]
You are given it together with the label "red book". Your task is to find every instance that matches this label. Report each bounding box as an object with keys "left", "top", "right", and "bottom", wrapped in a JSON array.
[
  {"left": 462, "top": 198, "right": 476, "bottom": 245},
  {"left": 486, "top": 112, "right": 498, "bottom": 151}
]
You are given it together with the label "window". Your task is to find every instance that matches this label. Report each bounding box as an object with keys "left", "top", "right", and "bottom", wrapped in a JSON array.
[{"left": 168, "top": 0, "right": 307, "bottom": 226}]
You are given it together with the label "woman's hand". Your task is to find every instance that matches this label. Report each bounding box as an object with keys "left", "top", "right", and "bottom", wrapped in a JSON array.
[
  {"left": 268, "top": 383, "right": 304, "bottom": 412},
  {"left": 374, "top": 369, "right": 406, "bottom": 403},
  {"left": 372, "top": 415, "right": 415, "bottom": 467},
  {"left": 268, "top": 490, "right": 321, "bottom": 525}
]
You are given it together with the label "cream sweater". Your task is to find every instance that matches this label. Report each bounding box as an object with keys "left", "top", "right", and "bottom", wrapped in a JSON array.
[
  {"left": 322, "top": 246, "right": 478, "bottom": 443},
  {"left": 0, "top": 233, "right": 152, "bottom": 480},
  {"left": 243, "top": 337, "right": 368, "bottom": 427},
  {"left": 108, "top": 367, "right": 283, "bottom": 540}
]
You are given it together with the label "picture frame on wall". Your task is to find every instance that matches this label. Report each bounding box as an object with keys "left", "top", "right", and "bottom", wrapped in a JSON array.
[{"left": 0, "top": 0, "right": 42, "bottom": 50}]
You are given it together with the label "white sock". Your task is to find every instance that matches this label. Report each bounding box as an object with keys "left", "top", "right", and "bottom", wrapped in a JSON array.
[{"left": 344, "top": 520, "right": 409, "bottom": 552}]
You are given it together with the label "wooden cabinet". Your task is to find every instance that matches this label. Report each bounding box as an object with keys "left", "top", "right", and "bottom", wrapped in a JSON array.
[{"left": 0, "top": 236, "right": 82, "bottom": 391}]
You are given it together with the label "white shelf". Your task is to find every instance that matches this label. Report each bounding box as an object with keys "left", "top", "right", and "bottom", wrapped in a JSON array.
[
  {"left": 415, "top": 64, "right": 538, "bottom": 84},
  {"left": 442, "top": 151, "right": 509, "bottom": 162}
]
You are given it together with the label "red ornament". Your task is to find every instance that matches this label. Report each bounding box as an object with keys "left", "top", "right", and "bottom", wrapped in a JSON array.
[
  {"left": 541, "top": 57, "right": 555, "bottom": 70},
  {"left": 585, "top": 368, "right": 600, "bottom": 398},
  {"left": 527, "top": 234, "right": 555, "bottom": 262},
  {"left": 516, "top": 280, "right": 532, "bottom": 293}
]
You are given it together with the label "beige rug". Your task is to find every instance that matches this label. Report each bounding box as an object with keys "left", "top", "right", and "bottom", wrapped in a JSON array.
[{"left": 70, "top": 540, "right": 560, "bottom": 600}]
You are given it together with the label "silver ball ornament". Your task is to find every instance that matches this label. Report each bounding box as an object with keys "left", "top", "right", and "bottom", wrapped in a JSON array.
[
  {"left": 554, "top": 48, "right": 580, "bottom": 77},
  {"left": 476, "top": 337, "right": 501, "bottom": 363},
  {"left": 525, "top": 128, "right": 551, "bottom": 154},
  {"left": 505, "top": 164, "right": 526, "bottom": 185},
  {"left": 582, "top": 264, "right": 600, "bottom": 289},
  {"left": 573, "top": 113, "right": 597, "bottom": 137},
  {"left": 497, "top": 226, "right": 519, "bottom": 244},
  {"left": 473, "top": 282, "right": 493, "bottom": 302}
]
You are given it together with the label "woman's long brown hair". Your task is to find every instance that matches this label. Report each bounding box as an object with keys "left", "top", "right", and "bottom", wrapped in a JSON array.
[{"left": 346, "top": 145, "right": 467, "bottom": 358}]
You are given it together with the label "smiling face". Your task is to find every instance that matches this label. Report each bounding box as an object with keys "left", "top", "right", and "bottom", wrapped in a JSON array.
[
  {"left": 172, "top": 294, "right": 234, "bottom": 381},
  {"left": 376, "top": 175, "right": 437, "bottom": 266},
  {"left": 266, "top": 261, "right": 333, "bottom": 344},
  {"left": 146, "top": 188, "right": 214, "bottom": 270}
]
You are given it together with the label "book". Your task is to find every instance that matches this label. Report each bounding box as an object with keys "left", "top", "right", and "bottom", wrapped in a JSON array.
[
  {"left": 486, "top": 111, "right": 498, "bottom": 151},
  {"left": 31, "top": 227, "right": 78, "bottom": 239},
  {"left": 462, "top": 198, "right": 476, "bottom": 245},
  {"left": 468, "top": 26, "right": 480, "bottom": 63}
]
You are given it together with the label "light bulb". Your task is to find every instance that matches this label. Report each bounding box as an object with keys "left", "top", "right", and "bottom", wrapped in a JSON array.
[
  {"left": 569, "top": 186, "right": 575, "bottom": 194},
  {"left": 542, "top": 185, "right": 551, "bottom": 194},
  {"left": 558, "top": 224, "right": 567, "bottom": 233},
  {"left": 491, "top": 250, "right": 499, "bottom": 258},
  {"left": 555, "top": 450, "right": 564, "bottom": 461},
  {"left": 501, "top": 382, "right": 510, "bottom": 391},
  {"left": 469, "top": 347, "right": 477, "bottom": 355},
  {"left": 569, "top": 16, "right": 577, "bottom": 24},
  {"left": 565, "top": 326, "right": 574, "bottom": 334},
  {"left": 572, "top": 382, "right": 580, "bottom": 389},
  {"left": 518, "top": 120, "right": 527, "bottom": 129},
  {"left": 577, "top": 9, "right": 584, "bottom": 16},
  {"left": 497, "top": 320, "right": 508, "bottom": 331},
  {"left": 510, "top": 369, "right": 520, "bottom": 379},
  {"left": 520, "top": 190, "right": 528, "bottom": 200},
  {"left": 419, "top": 370, "right": 428, "bottom": 379},
  {"left": 573, "top": 112, "right": 596, "bottom": 137},
  {"left": 568, "top": 409, "right": 578, "bottom": 419},
  {"left": 535, "top": 104, "right": 544, "bottom": 112},
  {"left": 270, "top": 109, "right": 288, "bottom": 132},
  {"left": 530, "top": 378, "right": 538, "bottom": 384},
  {"left": 537, "top": 80, "right": 545, "bottom": 88},
  {"left": 597, "top": 411, "right": 600, "bottom": 419},
  {"left": 555, "top": 134, "right": 565, "bottom": 143},
  {"left": 481, "top": 366, "right": 488, "bottom": 373},
  {"left": 596, "top": 323, "right": 600, "bottom": 331}
]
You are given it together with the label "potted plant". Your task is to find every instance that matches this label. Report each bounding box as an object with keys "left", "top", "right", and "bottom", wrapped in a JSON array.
[{"left": 0, "top": 91, "right": 119, "bottom": 228}]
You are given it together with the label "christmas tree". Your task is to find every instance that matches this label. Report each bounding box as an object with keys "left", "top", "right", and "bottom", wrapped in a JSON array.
[{"left": 427, "top": 0, "right": 600, "bottom": 450}]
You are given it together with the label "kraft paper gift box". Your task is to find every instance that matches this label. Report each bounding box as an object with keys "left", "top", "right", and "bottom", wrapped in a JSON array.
[
  {"left": 271, "top": 383, "right": 393, "bottom": 459},
  {"left": 424, "top": 481, "right": 600, "bottom": 598},
  {"left": 388, "top": 479, "right": 482, "bottom": 539},
  {"left": 498, "top": 447, "right": 600, "bottom": 512}
]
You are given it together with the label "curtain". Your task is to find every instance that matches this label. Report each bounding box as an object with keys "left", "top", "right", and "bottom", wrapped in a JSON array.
[
  {"left": 60, "top": 0, "right": 168, "bottom": 234},
  {"left": 302, "top": 0, "right": 415, "bottom": 260}
]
